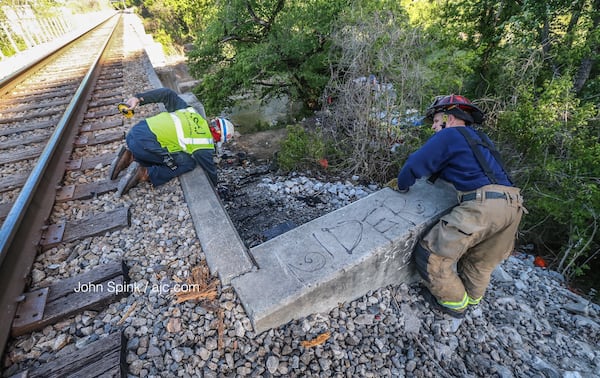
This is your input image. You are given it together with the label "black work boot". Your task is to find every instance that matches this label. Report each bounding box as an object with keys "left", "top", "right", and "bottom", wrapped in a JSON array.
[
  {"left": 420, "top": 287, "right": 465, "bottom": 319},
  {"left": 109, "top": 145, "right": 133, "bottom": 180}
]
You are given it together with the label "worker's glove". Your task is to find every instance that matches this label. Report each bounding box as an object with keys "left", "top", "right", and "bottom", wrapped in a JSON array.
[
  {"left": 386, "top": 178, "right": 398, "bottom": 190},
  {"left": 386, "top": 178, "right": 409, "bottom": 193}
]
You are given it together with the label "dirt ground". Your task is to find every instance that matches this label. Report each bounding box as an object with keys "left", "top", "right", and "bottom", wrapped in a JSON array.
[{"left": 229, "top": 128, "right": 288, "bottom": 162}]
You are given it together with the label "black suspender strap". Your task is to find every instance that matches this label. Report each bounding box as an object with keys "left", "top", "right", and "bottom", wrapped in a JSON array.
[
  {"left": 473, "top": 129, "right": 513, "bottom": 184},
  {"left": 455, "top": 127, "right": 513, "bottom": 185}
]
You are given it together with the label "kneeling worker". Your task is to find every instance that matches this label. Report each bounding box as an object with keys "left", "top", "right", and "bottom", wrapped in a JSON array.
[
  {"left": 109, "top": 88, "right": 235, "bottom": 196},
  {"left": 396, "top": 94, "right": 526, "bottom": 318}
]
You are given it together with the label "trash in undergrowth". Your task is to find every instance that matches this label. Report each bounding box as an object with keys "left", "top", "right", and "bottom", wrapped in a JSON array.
[
  {"left": 533, "top": 256, "right": 548, "bottom": 269},
  {"left": 300, "top": 331, "right": 331, "bottom": 348}
]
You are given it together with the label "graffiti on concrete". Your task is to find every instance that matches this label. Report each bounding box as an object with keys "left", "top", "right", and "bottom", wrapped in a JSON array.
[{"left": 285, "top": 191, "right": 440, "bottom": 282}]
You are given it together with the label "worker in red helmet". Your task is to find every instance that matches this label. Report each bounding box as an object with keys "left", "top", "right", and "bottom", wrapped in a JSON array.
[
  {"left": 109, "top": 88, "right": 235, "bottom": 196},
  {"left": 397, "top": 94, "right": 526, "bottom": 318}
]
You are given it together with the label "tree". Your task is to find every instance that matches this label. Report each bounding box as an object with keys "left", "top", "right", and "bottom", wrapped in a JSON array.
[
  {"left": 187, "top": 0, "right": 347, "bottom": 113},
  {"left": 132, "top": 0, "right": 215, "bottom": 50}
]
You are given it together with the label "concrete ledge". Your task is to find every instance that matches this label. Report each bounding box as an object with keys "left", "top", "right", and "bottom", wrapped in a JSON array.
[
  {"left": 231, "top": 180, "right": 458, "bottom": 334},
  {"left": 180, "top": 169, "right": 255, "bottom": 285}
]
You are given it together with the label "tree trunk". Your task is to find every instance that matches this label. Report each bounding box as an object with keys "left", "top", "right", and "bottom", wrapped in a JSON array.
[
  {"left": 573, "top": 0, "right": 600, "bottom": 93},
  {"left": 573, "top": 56, "right": 596, "bottom": 94}
]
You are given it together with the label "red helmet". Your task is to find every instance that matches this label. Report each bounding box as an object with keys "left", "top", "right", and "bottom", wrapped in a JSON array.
[{"left": 425, "top": 94, "right": 485, "bottom": 124}]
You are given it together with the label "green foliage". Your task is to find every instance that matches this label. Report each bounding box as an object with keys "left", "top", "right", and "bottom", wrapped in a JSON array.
[
  {"left": 400, "top": 0, "right": 479, "bottom": 97},
  {"left": 151, "top": 29, "right": 180, "bottom": 55},
  {"left": 498, "top": 77, "right": 599, "bottom": 280},
  {"left": 135, "top": 0, "right": 214, "bottom": 48},
  {"left": 188, "top": 0, "right": 347, "bottom": 114},
  {"left": 277, "top": 125, "right": 327, "bottom": 172}
]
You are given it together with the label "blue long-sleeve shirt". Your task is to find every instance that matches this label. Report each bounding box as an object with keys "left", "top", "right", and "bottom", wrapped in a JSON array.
[
  {"left": 135, "top": 88, "right": 189, "bottom": 112},
  {"left": 397, "top": 127, "right": 512, "bottom": 192}
]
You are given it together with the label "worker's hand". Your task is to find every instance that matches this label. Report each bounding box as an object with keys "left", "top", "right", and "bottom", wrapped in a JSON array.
[{"left": 125, "top": 96, "right": 141, "bottom": 109}]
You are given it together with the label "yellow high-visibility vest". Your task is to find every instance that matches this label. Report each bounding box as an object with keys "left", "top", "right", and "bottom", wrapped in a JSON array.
[{"left": 146, "top": 107, "right": 214, "bottom": 153}]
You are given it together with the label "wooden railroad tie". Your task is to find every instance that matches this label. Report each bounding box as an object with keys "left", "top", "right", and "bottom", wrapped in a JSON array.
[
  {"left": 88, "top": 96, "right": 126, "bottom": 108},
  {"left": 0, "top": 172, "right": 28, "bottom": 194},
  {"left": 0, "top": 133, "right": 51, "bottom": 150},
  {"left": 40, "top": 207, "right": 130, "bottom": 250},
  {"left": 11, "top": 261, "right": 130, "bottom": 337},
  {"left": 94, "top": 81, "right": 123, "bottom": 92},
  {"left": 0, "top": 202, "right": 14, "bottom": 222},
  {"left": 1, "top": 180, "right": 122, "bottom": 222},
  {"left": 0, "top": 109, "right": 61, "bottom": 124},
  {"left": 10, "top": 331, "right": 127, "bottom": 378},
  {"left": 0, "top": 145, "right": 44, "bottom": 165},
  {"left": 0, "top": 120, "right": 56, "bottom": 137},
  {"left": 80, "top": 118, "right": 123, "bottom": 132},
  {"left": 74, "top": 131, "right": 124, "bottom": 147},
  {"left": 55, "top": 180, "right": 119, "bottom": 202},
  {"left": 64, "top": 154, "right": 114, "bottom": 171},
  {"left": 84, "top": 108, "right": 122, "bottom": 119}
]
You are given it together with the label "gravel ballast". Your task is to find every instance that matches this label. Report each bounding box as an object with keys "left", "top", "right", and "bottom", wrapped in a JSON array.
[{"left": 2, "top": 13, "right": 599, "bottom": 378}]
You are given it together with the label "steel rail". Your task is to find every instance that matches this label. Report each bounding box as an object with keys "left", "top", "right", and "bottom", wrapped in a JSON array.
[
  {"left": 0, "top": 14, "right": 121, "bottom": 359},
  {"left": 0, "top": 13, "right": 115, "bottom": 96}
]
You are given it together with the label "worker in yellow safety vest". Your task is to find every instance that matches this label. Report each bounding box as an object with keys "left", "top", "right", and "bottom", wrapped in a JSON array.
[{"left": 109, "top": 88, "right": 234, "bottom": 196}]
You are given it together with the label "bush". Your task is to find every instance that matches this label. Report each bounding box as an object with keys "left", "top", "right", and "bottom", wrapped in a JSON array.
[
  {"left": 497, "top": 77, "right": 599, "bottom": 281},
  {"left": 277, "top": 125, "right": 328, "bottom": 172},
  {"left": 319, "top": 3, "right": 435, "bottom": 183}
]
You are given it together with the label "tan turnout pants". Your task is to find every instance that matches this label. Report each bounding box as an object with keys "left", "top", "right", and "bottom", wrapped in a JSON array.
[{"left": 416, "top": 184, "right": 525, "bottom": 309}]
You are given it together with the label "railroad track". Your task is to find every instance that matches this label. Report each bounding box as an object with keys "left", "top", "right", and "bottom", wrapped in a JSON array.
[{"left": 0, "top": 12, "right": 133, "bottom": 370}]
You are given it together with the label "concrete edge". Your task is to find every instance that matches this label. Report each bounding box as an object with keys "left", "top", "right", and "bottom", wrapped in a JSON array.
[
  {"left": 231, "top": 182, "right": 458, "bottom": 333},
  {"left": 179, "top": 170, "right": 256, "bottom": 286}
]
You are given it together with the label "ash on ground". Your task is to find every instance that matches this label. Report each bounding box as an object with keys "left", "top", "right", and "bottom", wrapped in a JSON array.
[{"left": 216, "top": 152, "right": 377, "bottom": 248}]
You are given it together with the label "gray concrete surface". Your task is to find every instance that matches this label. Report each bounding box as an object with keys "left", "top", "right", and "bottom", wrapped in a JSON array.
[{"left": 231, "top": 180, "right": 458, "bottom": 334}]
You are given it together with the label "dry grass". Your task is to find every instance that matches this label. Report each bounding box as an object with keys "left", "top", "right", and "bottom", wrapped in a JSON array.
[
  {"left": 173, "top": 265, "right": 219, "bottom": 304},
  {"left": 300, "top": 331, "right": 331, "bottom": 348}
]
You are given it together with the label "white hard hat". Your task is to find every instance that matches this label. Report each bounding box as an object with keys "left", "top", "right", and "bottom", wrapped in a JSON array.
[{"left": 211, "top": 117, "right": 235, "bottom": 143}]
